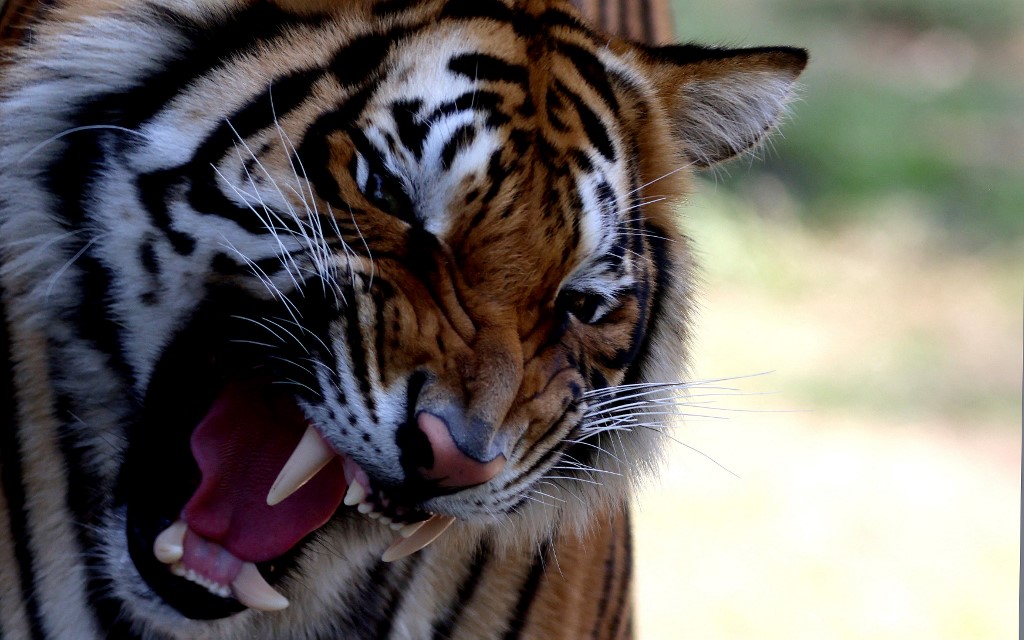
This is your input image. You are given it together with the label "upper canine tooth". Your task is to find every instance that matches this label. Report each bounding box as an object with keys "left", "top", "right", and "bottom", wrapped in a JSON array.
[
  {"left": 381, "top": 515, "right": 456, "bottom": 563},
  {"left": 267, "top": 425, "right": 336, "bottom": 506},
  {"left": 153, "top": 520, "right": 188, "bottom": 564},
  {"left": 231, "top": 562, "right": 289, "bottom": 611}
]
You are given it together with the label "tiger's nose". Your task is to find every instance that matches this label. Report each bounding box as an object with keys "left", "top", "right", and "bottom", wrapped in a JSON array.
[{"left": 414, "top": 412, "right": 506, "bottom": 488}]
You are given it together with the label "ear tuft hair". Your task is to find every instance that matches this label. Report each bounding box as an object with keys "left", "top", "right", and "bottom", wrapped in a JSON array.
[{"left": 641, "top": 45, "right": 808, "bottom": 166}]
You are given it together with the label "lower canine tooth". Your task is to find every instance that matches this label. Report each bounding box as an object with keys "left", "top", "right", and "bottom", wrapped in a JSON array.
[
  {"left": 381, "top": 515, "right": 456, "bottom": 563},
  {"left": 231, "top": 562, "right": 289, "bottom": 612},
  {"left": 153, "top": 520, "right": 188, "bottom": 564}
]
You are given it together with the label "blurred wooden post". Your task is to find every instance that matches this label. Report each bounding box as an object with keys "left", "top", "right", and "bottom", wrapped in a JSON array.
[
  {"left": 3, "top": 1, "right": 678, "bottom": 49},
  {"left": 570, "top": 0, "right": 677, "bottom": 44}
]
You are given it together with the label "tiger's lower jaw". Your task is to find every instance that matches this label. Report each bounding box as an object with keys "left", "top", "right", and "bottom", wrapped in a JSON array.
[
  {"left": 123, "top": 379, "right": 456, "bottom": 620},
  {"left": 124, "top": 375, "right": 467, "bottom": 620}
]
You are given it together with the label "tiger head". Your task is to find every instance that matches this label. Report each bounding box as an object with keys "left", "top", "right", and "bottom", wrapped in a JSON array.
[{"left": 0, "top": 0, "right": 805, "bottom": 631}]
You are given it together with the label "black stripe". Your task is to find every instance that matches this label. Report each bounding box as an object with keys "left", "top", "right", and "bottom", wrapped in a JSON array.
[
  {"left": 430, "top": 539, "right": 492, "bottom": 640},
  {"left": 546, "top": 87, "right": 571, "bottom": 132},
  {"left": 480, "top": 149, "right": 510, "bottom": 205},
  {"left": 181, "top": 69, "right": 323, "bottom": 226},
  {"left": 369, "top": 553, "right": 426, "bottom": 639},
  {"left": 54, "top": 391, "right": 126, "bottom": 636},
  {"left": 537, "top": 8, "right": 591, "bottom": 37},
  {"left": 130, "top": 66, "right": 324, "bottom": 253},
  {"left": 440, "top": 124, "right": 477, "bottom": 170},
  {"left": 67, "top": 254, "right": 134, "bottom": 383},
  {"left": 0, "top": 294, "right": 47, "bottom": 640},
  {"left": 297, "top": 84, "right": 377, "bottom": 212},
  {"left": 448, "top": 53, "right": 528, "bottom": 87},
  {"left": 641, "top": 43, "right": 809, "bottom": 69},
  {"left": 341, "top": 283, "right": 378, "bottom": 423},
  {"left": 391, "top": 99, "right": 429, "bottom": 160},
  {"left": 331, "top": 31, "right": 400, "bottom": 86},
  {"left": 90, "top": 15, "right": 399, "bottom": 251},
  {"left": 440, "top": 0, "right": 516, "bottom": 25},
  {"left": 621, "top": 219, "right": 668, "bottom": 387},
  {"left": 373, "top": 0, "right": 419, "bottom": 17},
  {"left": 139, "top": 238, "right": 160, "bottom": 276},
  {"left": 429, "top": 90, "right": 511, "bottom": 129},
  {"left": 590, "top": 520, "right": 621, "bottom": 638},
  {"left": 558, "top": 82, "right": 616, "bottom": 161},
  {"left": 608, "top": 513, "right": 634, "bottom": 638},
  {"left": 42, "top": 124, "right": 107, "bottom": 231},
  {"left": 320, "top": 557, "right": 397, "bottom": 639},
  {"left": 373, "top": 285, "right": 389, "bottom": 394},
  {"left": 502, "top": 542, "right": 550, "bottom": 640},
  {"left": 556, "top": 41, "right": 620, "bottom": 115}
]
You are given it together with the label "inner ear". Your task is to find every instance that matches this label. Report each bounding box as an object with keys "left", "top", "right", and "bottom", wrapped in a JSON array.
[{"left": 641, "top": 45, "right": 808, "bottom": 167}]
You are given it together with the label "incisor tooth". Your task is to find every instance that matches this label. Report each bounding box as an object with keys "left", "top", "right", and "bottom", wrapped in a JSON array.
[
  {"left": 267, "top": 425, "right": 336, "bottom": 506},
  {"left": 153, "top": 520, "right": 188, "bottom": 564},
  {"left": 231, "top": 562, "right": 289, "bottom": 611},
  {"left": 381, "top": 515, "right": 456, "bottom": 563}
]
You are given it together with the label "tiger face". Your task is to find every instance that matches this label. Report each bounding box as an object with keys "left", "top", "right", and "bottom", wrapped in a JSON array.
[{"left": 0, "top": 0, "right": 805, "bottom": 635}]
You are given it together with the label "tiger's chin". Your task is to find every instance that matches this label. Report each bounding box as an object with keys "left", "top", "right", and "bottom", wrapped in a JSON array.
[{"left": 117, "top": 292, "right": 460, "bottom": 620}]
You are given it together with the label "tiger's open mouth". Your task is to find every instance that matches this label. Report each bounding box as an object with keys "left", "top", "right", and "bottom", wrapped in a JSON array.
[{"left": 122, "top": 290, "right": 446, "bottom": 620}]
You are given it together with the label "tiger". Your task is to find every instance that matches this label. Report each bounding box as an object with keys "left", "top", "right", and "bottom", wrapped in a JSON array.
[{"left": 0, "top": 0, "right": 806, "bottom": 638}]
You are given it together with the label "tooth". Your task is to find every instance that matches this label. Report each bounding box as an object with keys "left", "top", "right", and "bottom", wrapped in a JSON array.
[
  {"left": 399, "top": 520, "right": 426, "bottom": 538},
  {"left": 357, "top": 502, "right": 374, "bottom": 514},
  {"left": 379, "top": 516, "right": 392, "bottom": 525},
  {"left": 153, "top": 520, "right": 188, "bottom": 564},
  {"left": 267, "top": 425, "right": 336, "bottom": 506},
  {"left": 344, "top": 479, "right": 367, "bottom": 507},
  {"left": 382, "top": 515, "right": 456, "bottom": 563},
  {"left": 231, "top": 562, "right": 289, "bottom": 611},
  {"left": 389, "top": 522, "right": 404, "bottom": 531},
  {"left": 367, "top": 510, "right": 381, "bottom": 520}
]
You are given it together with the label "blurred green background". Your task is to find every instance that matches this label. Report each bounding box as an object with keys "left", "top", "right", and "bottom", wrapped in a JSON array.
[
  {"left": 632, "top": 0, "right": 1022, "bottom": 637},
  {"left": 677, "top": 0, "right": 1024, "bottom": 245}
]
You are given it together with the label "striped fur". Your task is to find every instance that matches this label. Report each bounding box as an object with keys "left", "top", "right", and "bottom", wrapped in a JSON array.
[{"left": 0, "top": 1, "right": 805, "bottom": 638}]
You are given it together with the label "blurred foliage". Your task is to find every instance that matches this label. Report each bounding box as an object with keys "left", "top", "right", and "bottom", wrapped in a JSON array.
[
  {"left": 669, "top": 0, "right": 1024, "bottom": 248},
  {"left": 638, "top": 6, "right": 1021, "bottom": 638}
]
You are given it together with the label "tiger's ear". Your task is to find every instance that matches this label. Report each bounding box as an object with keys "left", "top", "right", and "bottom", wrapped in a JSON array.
[{"left": 638, "top": 45, "right": 808, "bottom": 166}]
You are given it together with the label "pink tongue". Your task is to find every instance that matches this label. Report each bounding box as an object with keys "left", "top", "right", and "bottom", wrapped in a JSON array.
[{"left": 182, "top": 380, "right": 347, "bottom": 563}]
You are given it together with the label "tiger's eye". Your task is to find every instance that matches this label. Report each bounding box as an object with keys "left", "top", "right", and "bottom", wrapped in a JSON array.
[
  {"left": 365, "top": 171, "right": 412, "bottom": 222},
  {"left": 558, "top": 290, "right": 604, "bottom": 324}
]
